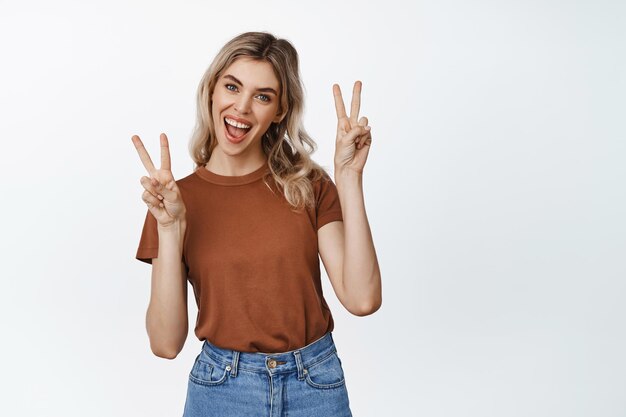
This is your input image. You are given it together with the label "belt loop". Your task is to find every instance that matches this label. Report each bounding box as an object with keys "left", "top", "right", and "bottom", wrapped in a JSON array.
[
  {"left": 293, "top": 350, "right": 305, "bottom": 380},
  {"left": 231, "top": 350, "right": 240, "bottom": 377}
]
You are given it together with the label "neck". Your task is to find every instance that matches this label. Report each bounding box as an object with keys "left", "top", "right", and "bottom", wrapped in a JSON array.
[{"left": 205, "top": 149, "right": 267, "bottom": 176}]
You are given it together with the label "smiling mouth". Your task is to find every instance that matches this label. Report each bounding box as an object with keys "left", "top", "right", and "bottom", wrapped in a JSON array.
[{"left": 224, "top": 117, "right": 252, "bottom": 140}]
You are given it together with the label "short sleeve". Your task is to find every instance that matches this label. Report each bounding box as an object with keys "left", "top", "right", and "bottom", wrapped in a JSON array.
[
  {"left": 135, "top": 209, "right": 158, "bottom": 265},
  {"left": 316, "top": 177, "right": 343, "bottom": 230}
]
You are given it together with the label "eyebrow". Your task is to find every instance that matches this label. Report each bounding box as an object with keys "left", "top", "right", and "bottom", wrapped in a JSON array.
[{"left": 223, "top": 74, "right": 279, "bottom": 95}]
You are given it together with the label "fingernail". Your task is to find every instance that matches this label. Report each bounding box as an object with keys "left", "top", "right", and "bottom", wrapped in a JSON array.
[{"left": 365, "top": 126, "right": 371, "bottom": 130}]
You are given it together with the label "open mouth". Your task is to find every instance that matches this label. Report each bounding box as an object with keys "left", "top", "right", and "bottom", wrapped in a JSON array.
[{"left": 224, "top": 117, "right": 252, "bottom": 142}]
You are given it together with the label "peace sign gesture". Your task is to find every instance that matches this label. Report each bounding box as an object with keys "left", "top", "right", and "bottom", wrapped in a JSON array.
[
  {"left": 333, "top": 81, "right": 373, "bottom": 175},
  {"left": 131, "top": 133, "right": 187, "bottom": 227}
]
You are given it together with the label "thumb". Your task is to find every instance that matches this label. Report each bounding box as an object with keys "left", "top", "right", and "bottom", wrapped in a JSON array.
[
  {"left": 154, "top": 180, "right": 178, "bottom": 201},
  {"left": 342, "top": 125, "right": 369, "bottom": 144}
]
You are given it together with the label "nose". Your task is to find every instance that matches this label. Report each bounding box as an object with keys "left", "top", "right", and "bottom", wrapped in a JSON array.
[{"left": 234, "top": 94, "right": 252, "bottom": 114}]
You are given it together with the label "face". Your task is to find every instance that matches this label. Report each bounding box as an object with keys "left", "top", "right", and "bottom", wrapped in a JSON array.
[{"left": 211, "top": 57, "right": 284, "bottom": 161}]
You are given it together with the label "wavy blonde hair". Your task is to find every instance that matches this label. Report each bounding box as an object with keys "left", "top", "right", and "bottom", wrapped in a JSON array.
[{"left": 189, "top": 31, "right": 330, "bottom": 210}]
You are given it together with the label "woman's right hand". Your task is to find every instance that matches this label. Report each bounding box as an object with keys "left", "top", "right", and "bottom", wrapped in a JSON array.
[{"left": 131, "top": 133, "right": 187, "bottom": 227}]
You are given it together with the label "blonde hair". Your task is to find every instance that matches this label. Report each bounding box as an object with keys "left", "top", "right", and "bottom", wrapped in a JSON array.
[{"left": 189, "top": 31, "right": 330, "bottom": 210}]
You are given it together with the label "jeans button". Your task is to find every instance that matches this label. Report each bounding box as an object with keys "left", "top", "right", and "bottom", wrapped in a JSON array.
[{"left": 268, "top": 359, "right": 277, "bottom": 369}]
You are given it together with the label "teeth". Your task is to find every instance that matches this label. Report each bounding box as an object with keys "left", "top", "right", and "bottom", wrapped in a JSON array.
[{"left": 225, "top": 117, "right": 251, "bottom": 129}]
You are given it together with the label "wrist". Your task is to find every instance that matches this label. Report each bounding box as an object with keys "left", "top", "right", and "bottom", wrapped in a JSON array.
[
  {"left": 334, "top": 167, "right": 363, "bottom": 185},
  {"left": 158, "top": 219, "right": 186, "bottom": 234}
]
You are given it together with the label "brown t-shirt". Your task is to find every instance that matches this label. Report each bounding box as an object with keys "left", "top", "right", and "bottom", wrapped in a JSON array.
[{"left": 135, "top": 160, "right": 343, "bottom": 353}]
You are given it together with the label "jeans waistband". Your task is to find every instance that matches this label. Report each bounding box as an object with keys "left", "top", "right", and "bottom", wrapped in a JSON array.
[{"left": 201, "top": 332, "right": 337, "bottom": 378}]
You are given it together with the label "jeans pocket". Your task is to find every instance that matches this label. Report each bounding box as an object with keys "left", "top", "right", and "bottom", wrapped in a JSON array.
[
  {"left": 188, "top": 353, "right": 229, "bottom": 387},
  {"left": 304, "top": 351, "right": 346, "bottom": 389}
]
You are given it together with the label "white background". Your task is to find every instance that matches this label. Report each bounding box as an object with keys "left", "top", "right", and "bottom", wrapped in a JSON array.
[{"left": 1, "top": 0, "right": 625, "bottom": 416}]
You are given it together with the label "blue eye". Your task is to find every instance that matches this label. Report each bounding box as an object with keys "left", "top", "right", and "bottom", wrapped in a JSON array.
[{"left": 224, "top": 84, "right": 270, "bottom": 102}]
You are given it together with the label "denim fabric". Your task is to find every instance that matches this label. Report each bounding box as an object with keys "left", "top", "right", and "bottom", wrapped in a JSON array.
[{"left": 182, "top": 332, "right": 353, "bottom": 417}]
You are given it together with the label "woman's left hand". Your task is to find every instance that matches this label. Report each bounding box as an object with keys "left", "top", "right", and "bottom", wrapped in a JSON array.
[{"left": 333, "top": 81, "right": 373, "bottom": 175}]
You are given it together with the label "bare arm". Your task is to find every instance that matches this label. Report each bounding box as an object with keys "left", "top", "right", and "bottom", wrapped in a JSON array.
[
  {"left": 322, "top": 81, "right": 381, "bottom": 316},
  {"left": 318, "top": 171, "right": 382, "bottom": 317},
  {"left": 146, "top": 220, "right": 188, "bottom": 359},
  {"left": 132, "top": 133, "right": 189, "bottom": 359}
]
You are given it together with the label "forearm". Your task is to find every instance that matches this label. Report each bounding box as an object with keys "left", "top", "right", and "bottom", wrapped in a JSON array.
[
  {"left": 335, "top": 169, "right": 382, "bottom": 315},
  {"left": 146, "top": 220, "right": 188, "bottom": 358}
]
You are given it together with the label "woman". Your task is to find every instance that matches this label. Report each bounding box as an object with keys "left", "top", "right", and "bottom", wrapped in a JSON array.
[{"left": 131, "top": 31, "right": 381, "bottom": 417}]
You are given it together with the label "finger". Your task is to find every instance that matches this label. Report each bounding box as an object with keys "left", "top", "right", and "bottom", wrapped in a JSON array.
[
  {"left": 131, "top": 135, "right": 157, "bottom": 176},
  {"left": 165, "top": 179, "right": 180, "bottom": 192},
  {"left": 349, "top": 81, "right": 362, "bottom": 125},
  {"left": 333, "top": 84, "right": 347, "bottom": 120},
  {"left": 142, "top": 176, "right": 178, "bottom": 201},
  {"left": 152, "top": 179, "right": 178, "bottom": 201},
  {"left": 342, "top": 125, "right": 370, "bottom": 145},
  {"left": 160, "top": 133, "right": 171, "bottom": 171},
  {"left": 140, "top": 176, "right": 160, "bottom": 199},
  {"left": 142, "top": 190, "right": 161, "bottom": 208},
  {"left": 359, "top": 137, "right": 373, "bottom": 159},
  {"left": 337, "top": 118, "right": 351, "bottom": 136},
  {"left": 356, "top": 117, "right": 369, "bottom": 147},
  {"left": 357, "top": 130, "right": 372, "bottom": 150},
  {"left": 360, "top": 137, "right": 373, "bottom": 153}
]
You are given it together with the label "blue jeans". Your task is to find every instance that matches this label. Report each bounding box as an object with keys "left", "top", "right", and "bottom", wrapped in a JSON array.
[{"left": 182, "top": 332, "right": 353, "bottom": 417}]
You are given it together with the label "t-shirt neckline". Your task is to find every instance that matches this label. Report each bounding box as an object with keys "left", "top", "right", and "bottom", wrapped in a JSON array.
[{"left": 194, "top": 160, "right": 270, "bottom": 186}]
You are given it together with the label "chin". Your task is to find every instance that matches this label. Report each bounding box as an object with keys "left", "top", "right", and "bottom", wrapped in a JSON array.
[{"left": 217, "top": 133, "right": 256, "bottom": 155}]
